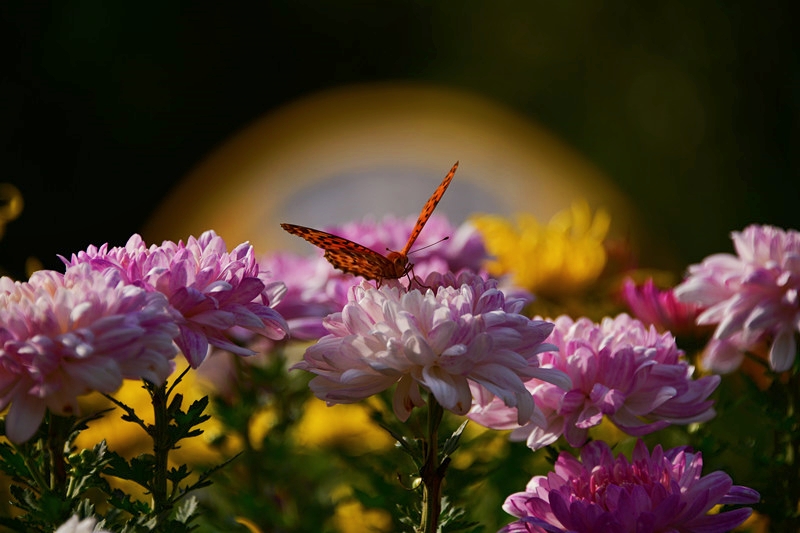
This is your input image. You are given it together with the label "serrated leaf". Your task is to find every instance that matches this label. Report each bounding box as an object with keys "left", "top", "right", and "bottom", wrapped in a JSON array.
[{"left": 0, "top": 442, "right": 31, "bottom": 479}]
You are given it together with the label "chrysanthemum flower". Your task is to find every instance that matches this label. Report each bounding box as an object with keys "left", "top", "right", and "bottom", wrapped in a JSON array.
[
  {"left": 621, "top": 277, "right": 707, "bottom": 339},
  {"left": 501, "top": 439, "right": 759, "bottom": 533},
  {"left": 62, "top": 230, "right": 289, "bottom": 368},
  {"left": 292, "top": 271, "right": 566, "bottom": 424},
  {"left": 471, "top": 201, "right": 609, "bottom": 297},
  {"left": 674, "top": 224, "right": 800, "bottom": 373},
  {"left": 469, "top": 314, "right": 719, "bottom": 450},
  {"left": 0, "top": 265, "right": 179, "bottom": 443},
  {"left": 257, "top": 252, "right": 352, "bottom": 341}
]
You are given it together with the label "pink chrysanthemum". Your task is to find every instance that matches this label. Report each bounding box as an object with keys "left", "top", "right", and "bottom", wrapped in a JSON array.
[
  {"left": 0, "top": 265, "right": 179, "bottom": 443},
  {"left": 501, "top": 439, "right": 759, "bottom": 533},
  {"left": 257, "top": 252, "right": 352, "bottom": 341},
  {"left": 674, "top": 224, "right": 800, "bottom": 373},
  {"left": 62, "top": 230, "right": 289, "bottom": 367},
  {"left": 469, "top": 314, "right": 719, "bottom": 450},
  {"left": 621, "top": 277, "right": 706, "bottom": 339},
  {"left": 292, "top": 271, "right": 565, "bottom": 423}
]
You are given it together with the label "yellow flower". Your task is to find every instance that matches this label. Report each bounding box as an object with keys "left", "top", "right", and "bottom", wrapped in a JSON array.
[
  {"left": 327, "top": 484, "right": 393, "bottom": 533},
  {"left": 472, "top": 201, "right": 610, "bottom": 297},
  {"left": 291, "top": 398, "right": 395, "bottom": 453}
]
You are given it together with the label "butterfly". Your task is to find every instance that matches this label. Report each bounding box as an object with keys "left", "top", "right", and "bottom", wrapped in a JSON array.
[{"left": 281, "top": 161, "right": 459, "bottom": 284}]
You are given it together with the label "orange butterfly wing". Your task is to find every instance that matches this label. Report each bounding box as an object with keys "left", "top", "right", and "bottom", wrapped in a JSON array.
[
  {"left": 279, "top": 223, "right": 394, "bottom": 280},
  {"left": 399, "top": 161, "right": 458, "bottom": 256},
  {"left": 281, "top": 161, "right": 459, "bottom": 282}
]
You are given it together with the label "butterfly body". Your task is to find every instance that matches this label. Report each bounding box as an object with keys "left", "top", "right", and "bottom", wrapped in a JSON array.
[{"left": 281, "top": 161, "right": 459, "bottom": 283}]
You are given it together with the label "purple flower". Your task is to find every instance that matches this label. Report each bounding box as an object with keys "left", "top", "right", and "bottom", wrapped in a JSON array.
[
  {"left": 621, "top": 277, "right": 706, "bottom": 339},
  {"left": 470, "top": 314, "right": 719, "bottom": 450},
  {"left": 675, "top": 224, "right": 800, "bottom": 373},
  {"left": 257, "top": 252, "right": 352, "bottom": 340},
  {"left": 0, "top": 265, "right": 179, "bottom": 443},
  {"left": 62, "top": 230, "right": 289, "bottom": 367},
  {"left": 500, "top": 439, "right": 759, "bottom": 533},
  {"left": 292, "top": 271, "right": 563, "bottom": 423}
]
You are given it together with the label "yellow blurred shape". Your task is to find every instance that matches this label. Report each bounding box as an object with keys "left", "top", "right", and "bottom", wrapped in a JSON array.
[
  {"left": 449, "top": 422, "right": 510, "bottom": 470},
  {"left": 473, "top": 200, "right": 610, "bottom": 297},
  {"left": 234, "top": 516, "right": 263, "bottom": 533},
  {"left": 291, "top": 398, "right": 394, "bottom": 453},
  {"left": 332, "top": 496, "right": 393, "bottom": 533},
  {"left": 247, "top": 407, "right": 278, "bottom": 450}
]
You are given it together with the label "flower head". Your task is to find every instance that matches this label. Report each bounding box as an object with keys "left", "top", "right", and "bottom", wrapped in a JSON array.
[
  {"left": 675, "top": 224, "right": 800, "bottom": 372},
  {"left": 62, "top": 230, "right": 289, "bottom": 367},
  {"left": 501, "top": 439, "right": 759, "bottom": 533},
  {"left": 257, "top": 252, "right": 353, "bottom": 341},
  {"left": 470, "top": 314, "right": 719, "bottom": 450},
  {"left": 0, "top": 264, "right": 179, "bottom": 442},
  {"left": 472, "top": 201, "right": 609, "bottom": 297},
  {"left": 621, "top": 277, "right": 707, "bottom": 339},
  {"left": 292, "top": 271, "right": 562, "bottom": 424}
]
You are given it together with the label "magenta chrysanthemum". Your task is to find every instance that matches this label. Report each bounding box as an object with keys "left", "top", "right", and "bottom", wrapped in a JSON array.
[
  {"left": 501, "top": 439, "right": 759, "bottom": 533},
  {"left": 292, "top": 271, "right": 564, "bottom": 423},
  {"left": 674, "top": 224, "right": 800, "bottom": 373},
  {"left": 62, "top": 230, "right": 289, "bottom": 367},
  {"left": 0, "top": 265, "right": 179, "bottom": 443},
  {"left": 470, "top": 314, "right": 719, "bottom": 450},
  {"left": 621, "top": 277, "right": 706, "bottom": 339}
]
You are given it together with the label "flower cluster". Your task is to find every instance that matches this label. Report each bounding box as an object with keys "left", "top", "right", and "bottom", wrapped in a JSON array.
[
  {"left": 501, "top": 439, "right": 759, "bottom": 533},
  {"left": 470, "top": 314, "right": 719, "bottom": 450},
  {"left": 0, "top": 264, "right": 179, "bottom": 442},
  {"left": 62, "top": 230, "right": 289, "bottom": 367},
  {"left": 292, "top": 271, "right": 566, "bottom": 423},
  {"left": 675, "top": 224, "right": 800, "bottom": 373}
]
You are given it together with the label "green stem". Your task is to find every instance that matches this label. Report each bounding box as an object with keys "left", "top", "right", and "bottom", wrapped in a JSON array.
[
  {"left": 419, "top": 396, "right": 445, "bottom": 533},
  {"left": 149, "top": 381, "right": 172, "bottom": 521},
  {"left": 46, "top": 413, "right": 72, "bottom": 495}
]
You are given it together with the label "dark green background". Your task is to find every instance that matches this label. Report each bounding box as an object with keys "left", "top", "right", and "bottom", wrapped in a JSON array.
[{"left": 2, "top": 2, "right": 797, "bottom": 277}]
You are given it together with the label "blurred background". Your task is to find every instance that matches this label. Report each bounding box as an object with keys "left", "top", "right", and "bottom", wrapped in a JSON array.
[{"left": 1, "top": 1, "right": 798, "bottom": 279}]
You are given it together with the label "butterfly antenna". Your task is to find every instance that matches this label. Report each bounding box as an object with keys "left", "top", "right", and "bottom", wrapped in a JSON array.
[{"left": 407, "top": 236, "right": 450, "bottom": 256}]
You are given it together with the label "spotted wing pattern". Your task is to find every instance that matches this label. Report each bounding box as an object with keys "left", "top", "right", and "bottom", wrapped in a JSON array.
[
  {"left": 400, "top": 161, "right": 458, "bottom": 256},
  {"left": 281, "top": 161, "right": 459, "bottom": 282},
  {"left": 279, "top": 223, "right": 394, "bottom": 280}
]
